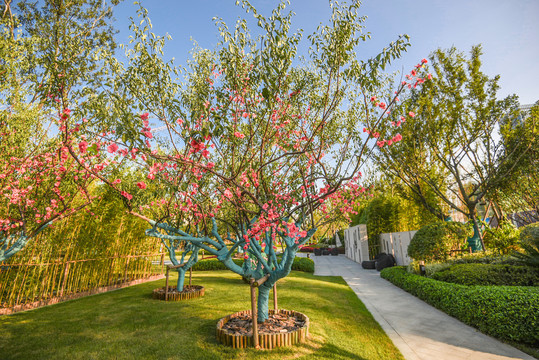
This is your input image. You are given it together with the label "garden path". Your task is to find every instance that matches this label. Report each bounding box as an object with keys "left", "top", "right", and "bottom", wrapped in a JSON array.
[{"left": 310, "top": 254, "right": 534, "bottom": 360}]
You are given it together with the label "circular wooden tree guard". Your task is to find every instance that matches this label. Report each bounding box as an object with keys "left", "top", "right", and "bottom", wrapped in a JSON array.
[
  {"left": 152, "top": 285, "right": 205, "bottom": 301},
  {"left": 216, "top": 309, "right": 309, "bottom": 349}
]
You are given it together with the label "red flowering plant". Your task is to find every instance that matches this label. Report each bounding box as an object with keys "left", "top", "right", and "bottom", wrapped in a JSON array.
[{"left": 72, "top": 1, "right": 426, "bottom": 321}]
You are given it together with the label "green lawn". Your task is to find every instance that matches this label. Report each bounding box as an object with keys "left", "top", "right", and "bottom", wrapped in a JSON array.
[{"left": 0, "top": 271, "right": 403, "bottom": 360}]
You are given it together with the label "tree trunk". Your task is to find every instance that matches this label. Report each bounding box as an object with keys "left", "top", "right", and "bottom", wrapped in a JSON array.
[
  {"left": 176, "top": 267, "right": 186, "bottom": 291},
  {"left": 257, "top": 284, "right": 272, "bottom": 323},
  {"left": 467, "top": 215, "right": 484, "bottom": 252}
]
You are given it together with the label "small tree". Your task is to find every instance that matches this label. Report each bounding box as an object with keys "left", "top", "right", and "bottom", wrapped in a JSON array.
[{"left": 373, "top": 46, "right": 530, "bottom": 251}]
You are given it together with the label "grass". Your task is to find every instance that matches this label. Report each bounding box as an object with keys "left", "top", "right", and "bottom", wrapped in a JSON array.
[{"left": 0, "top": 271, "right": 403, "bottom": 360}]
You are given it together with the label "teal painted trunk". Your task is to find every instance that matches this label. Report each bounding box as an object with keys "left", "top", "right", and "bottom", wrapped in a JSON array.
[
  {"left": 176, "top": 268, "right": 186, "bottom": 290},
  {"left": 467, "top": 221, "right": 482, "bottom": 252},
  {"left": 257, "top": 284, "right": 272, "bottom": 323}
]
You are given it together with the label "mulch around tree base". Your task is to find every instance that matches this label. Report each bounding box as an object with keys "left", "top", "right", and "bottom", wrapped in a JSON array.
[
  {"left": 153, "top": 285, "right": 203, "bottom": 295},
  {"left": 222, "top": 312, "right": 306, "bottom": 336}
]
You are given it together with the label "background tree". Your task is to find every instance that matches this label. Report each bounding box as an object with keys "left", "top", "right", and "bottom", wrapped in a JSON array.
[
  {"left": 491, "top": 101, "right": 538, "bottom": 225},
  {"left": 0, "top": 0, "right": 121, "bottom": 261},
  {"left": 372, "top": 45, "right": 529, "bottom": 251}
]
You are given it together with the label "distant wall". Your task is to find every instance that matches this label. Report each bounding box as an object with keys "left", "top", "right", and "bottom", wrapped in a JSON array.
[
  {"left": 344, "top": 224, "right": 369, "bottom": 263},
  {"left": 379, "top": 231, "right": 417, "bottom": 266}
]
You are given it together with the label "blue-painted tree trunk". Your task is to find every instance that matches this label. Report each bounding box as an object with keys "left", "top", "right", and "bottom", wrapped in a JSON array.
[
  {"left": 467, "top": 218, "right": 482, "bottom": 252},
  {"left": 176, "top": 267, "right": 186, "bottom": 290},
  {"left": 257, "top": 284, "right": 272, "bottom": 323}
]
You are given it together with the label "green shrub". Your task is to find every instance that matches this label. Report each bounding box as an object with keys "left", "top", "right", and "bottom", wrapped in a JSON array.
[
  {"left": 381, "top": 267, "right": 539, "bottom": 345},
  {"left": 449, "top": 253, "right": 518, "bottom": 265},
  {"left": 191, "top": 258, "right": 243, "bottom": 271},
  {"left": 520, "top": 222, "right": 539, "bottom": 244},
  {"left": 407, "top": 222, "right": 469, "bottom": 262},
  {"left": 291, "top": 257, "right": 315, "bottom": 273},
  {"left": 191, "top": 256, "right": 315, "bottom": 273},
  {"left": 431, "top": 263, "right": 539, "bottom": 286},
  {"left": 483, "top": 224, "right": 520, "bottom": 255},
  {"left": 513, "top": 223, "right": 539, "bottom": 267}
]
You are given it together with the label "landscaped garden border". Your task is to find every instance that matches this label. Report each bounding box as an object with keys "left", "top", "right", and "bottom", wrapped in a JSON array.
[
  {"left": 216, "top": 309, "right": 309, "bottom": 349},
  {"left": 381, "top": 266, "right": 539, "bottom": 346}
]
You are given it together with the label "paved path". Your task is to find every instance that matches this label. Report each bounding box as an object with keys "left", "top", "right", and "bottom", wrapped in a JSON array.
[{"left": 311, "top": 254, "right": 534, "bottom": 360}]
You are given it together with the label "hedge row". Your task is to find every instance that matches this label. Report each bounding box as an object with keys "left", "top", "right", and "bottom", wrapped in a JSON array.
[
  {"left": 381, "top": 267, "right": 539, "bottom": 345},
  {"left": 431, "top": 263, "right": 539, "bottom": 286},
  {"left": 190, "top": 257, "right": 315, "bottom": 273}
]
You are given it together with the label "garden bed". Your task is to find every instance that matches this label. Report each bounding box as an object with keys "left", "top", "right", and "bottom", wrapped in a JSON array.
[
  {"left": 152, "top": 285, "right": 205, "bottom": 301},
  {"left": 216, "top": 309, "right": 309, "bottom": 349}
]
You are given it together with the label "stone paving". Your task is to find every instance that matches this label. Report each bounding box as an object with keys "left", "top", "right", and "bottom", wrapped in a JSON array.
[{"left": 310, "top": 254, "right": 534, "bottom": 360}]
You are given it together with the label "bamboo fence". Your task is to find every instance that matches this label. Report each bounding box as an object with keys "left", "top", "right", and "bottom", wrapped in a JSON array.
[{"left": 0, "top": 207, "right": 166, "bottom": 312}]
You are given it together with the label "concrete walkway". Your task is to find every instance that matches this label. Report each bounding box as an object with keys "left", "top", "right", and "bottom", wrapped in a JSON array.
[{"left": 311, "top": 254, "right": 534, "bottom": 360}]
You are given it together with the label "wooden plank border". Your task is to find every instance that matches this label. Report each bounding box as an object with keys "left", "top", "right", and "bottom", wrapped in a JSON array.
[
  {"left": 152, "top": 285, "right": 205, "bottom": 301},
  {"left": 216, "top": 309, "right": 309, "bottom": 349}
]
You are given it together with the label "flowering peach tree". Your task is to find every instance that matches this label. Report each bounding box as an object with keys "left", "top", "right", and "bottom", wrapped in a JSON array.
[
  {"left": 0, "top": 108, "right": 102, "bottom": 262},
  {"left": 0, "top": 0, "right": 119, "bottom": 262},
  {"left": 74, "top": 0, "right": 425, "bottom": 321}
]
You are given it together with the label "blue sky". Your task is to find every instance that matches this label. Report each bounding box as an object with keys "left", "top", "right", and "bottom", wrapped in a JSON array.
[{"left": 112, "top": 0, "right": 539, "bottom": 105}]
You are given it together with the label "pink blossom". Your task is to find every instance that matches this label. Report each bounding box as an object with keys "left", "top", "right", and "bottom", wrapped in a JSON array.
[
  {"left": 224, "top": 189, "right": 233, "bottom": 199},
  {"left": 234, "top": 132, "right": 245, "bottom": 139},
  {"left": 78, "top": 141, "right": 88, "bottom": 153},
  {"left": 378, "top": 102, "right": 386, "bottom": 110},
  {"left": 107, "top": 143, "right": 119, "bottom": 153},
  {"left": 136, "top": 182, "right": 147, "bottom": 190},
  {"left": 421, "top": 58, "right": 428, "bottom": 64},
  {"left": 427, "top": 73, "right": 433, "bottom": 80},
  {"left": 408, "top": 112, "right": 416, "bottom": 118},
  {"left": 121, "top": 191, "right": 133, "bottom": 200},
  {"left": 140, "top": 112, "right": 149, "bottom": 121}
]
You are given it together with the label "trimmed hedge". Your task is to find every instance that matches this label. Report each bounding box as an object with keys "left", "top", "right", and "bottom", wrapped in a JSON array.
[
  {"left": 431, "top": 263, "right": 539, "bottom": 286},
  {"left": 191, "top": 258, "right": 243, "bottom": 271},
  {"left": 381, "top": 266, "right": 539, "bottom": 345},
  {"left": 190, "top": 257, "right": 315, "bottom": 273}
]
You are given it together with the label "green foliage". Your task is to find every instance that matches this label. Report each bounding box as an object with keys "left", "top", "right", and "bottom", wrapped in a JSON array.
[
  {"left": 448, "top": 253, "right": 518, "bottom": 265},
  {"left": 352, "top": 192, "right": 438, "bottom": 258},
  {"left": 512, "top": 223, "right": 539, "bottom": 267},
  {"left": 192, "top": 256, "right": 315, "bottom": 273},
  {"left": 381, "top": 267, "right": 539, "bottom": 345},
  {"left": 431, "top": 263, "right": 539, "bottom": 286},
  {"left": 374, "top": 45, "right": 526, "bottom": 240},
  {"left": 494, "top": 101, "right": 539, "bottom": 220},
  {"left": 482, "top": 223, "right": 521, "bottom": 254},
  {"left": 520, "top": 222, "right": 539, "bottom": 244},
  {"left": 407, "top": 221, "right": 469, "bottom": 262},
  {"left": 191, "top": 258, "right": 243, "bottom": 271},
  {"left": 290, "top": 257, "right": 315, "bottom": 273}
]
